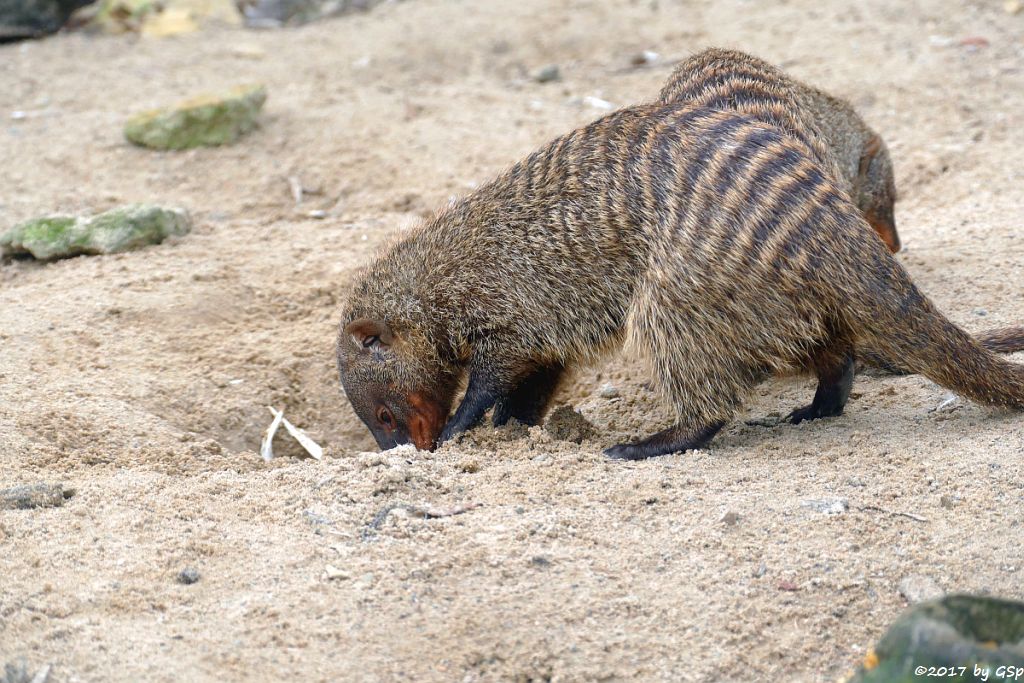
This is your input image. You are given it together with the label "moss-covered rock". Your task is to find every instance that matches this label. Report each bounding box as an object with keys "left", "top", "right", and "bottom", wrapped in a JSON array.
[
  {"left": 0, "top": 205, "right": 191, "bottom": 260},
  {"left": 124, "top": 84, "right": 267, "bottom": 150},
  {"left": 849, "top": 595, "right": 1024, "bottom": 683}
]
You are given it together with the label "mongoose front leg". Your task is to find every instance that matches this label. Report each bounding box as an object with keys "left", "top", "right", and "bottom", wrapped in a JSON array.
[
  {"left": 786, "top": 351, "right": 855, "bottom": 424},
  {"left": 604, "top": 420, "right": 726, "bottom": 461},
  {"left": 438, "top": 369, "right": 500, "bottom": 445},
  {"left": 492, "top": 363, "right": 565, "bottom": 427}
]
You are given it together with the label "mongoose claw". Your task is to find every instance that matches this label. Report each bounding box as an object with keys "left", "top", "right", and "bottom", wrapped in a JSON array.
[{"left": 784, "top": 405, "right": 820, "bottom": 425}]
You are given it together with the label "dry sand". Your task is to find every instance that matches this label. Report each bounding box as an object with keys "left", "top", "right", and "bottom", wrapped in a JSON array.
[{"left": 2, "top": 0, "right": 1023, "bottom": 680}]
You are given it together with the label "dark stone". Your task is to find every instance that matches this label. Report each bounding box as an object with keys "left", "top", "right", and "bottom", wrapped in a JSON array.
[
  {"left": 0, "top": 0, "right": 93, "bottom": 41},
  {"left": 176, "top": 567, "right": 201, "bottom": 585}
]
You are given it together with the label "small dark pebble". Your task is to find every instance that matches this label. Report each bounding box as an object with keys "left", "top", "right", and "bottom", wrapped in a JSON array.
[
  {"left": 177, "top": 568, "right": 201, "bottom": 585},
  {"left": 530, "top": 555, "right": 552, "bottom": 567}
]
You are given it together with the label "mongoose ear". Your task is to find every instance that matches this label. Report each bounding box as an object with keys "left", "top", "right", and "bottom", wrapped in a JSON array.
[{"left": 345, "top": 318, "right": 394, "bottom": 351}]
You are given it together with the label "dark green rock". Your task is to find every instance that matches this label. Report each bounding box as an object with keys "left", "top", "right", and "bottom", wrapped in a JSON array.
[
  {"left": 124, "top": 84, "right": 267, "bottom": 150},
  {"left": 0, "top": 204, "right": 191, "bottom": 260},
  {"left": 850, "top": 595, "right": 1024, "bottom": 683}
]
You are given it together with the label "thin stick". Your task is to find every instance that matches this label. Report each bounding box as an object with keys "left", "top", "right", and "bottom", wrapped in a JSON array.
[{"left": 859, "top": 504, "right": 928, "bottom": 523}]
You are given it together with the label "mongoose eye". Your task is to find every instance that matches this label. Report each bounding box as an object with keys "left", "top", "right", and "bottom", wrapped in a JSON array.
[
  {"left": 362, "top": 335, "right": 380, "bottom": 348},
  {"left": 376, "top": 405, "right": 395, "bottom": 429}
]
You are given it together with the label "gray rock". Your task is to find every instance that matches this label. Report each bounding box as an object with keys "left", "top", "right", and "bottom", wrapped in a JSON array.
[
  {"left": 1, "top": 205, "right": 191, "bottom": 260},
  {"left": 533, "top": 64, "right": 561, "bottom": 83},
  {"left": 597, "top": 382, "right": 619, "bottom": 399},
  {"left": 898, "top": 574, "right": 944, "bottom": 603},
  {"left": 241, "top": 0, "right": 382, "bottom": 28},
  {"left": 0, "top": 483, "right": 72, "bottom": 510}
]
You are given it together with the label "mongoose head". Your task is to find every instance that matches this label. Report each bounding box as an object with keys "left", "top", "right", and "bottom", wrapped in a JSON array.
[
  {"left": 337, "top": 317, "right": 459, "bottom": 451},
  {"left": 855, "top": 134, "right": 900, "bottom": 253}
]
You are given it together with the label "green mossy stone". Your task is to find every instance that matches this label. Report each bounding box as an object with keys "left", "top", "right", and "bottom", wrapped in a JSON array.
[
  {"left": 850, "top": 595, "right": 1024, "bottom": 683},
  {"left": 0, "top": 205, "right": 191, "bottom": 260},
  {"left": 124, "top": 84, "right": 267, "bottom": 150}
]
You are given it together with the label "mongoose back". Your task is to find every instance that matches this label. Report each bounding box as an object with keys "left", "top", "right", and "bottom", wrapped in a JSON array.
[
  {"left": 337, "top": 99, "right": 1023, "bottom": 458},
  {"left": 659, "top": 48, "right": 901, "bottom": 252}
]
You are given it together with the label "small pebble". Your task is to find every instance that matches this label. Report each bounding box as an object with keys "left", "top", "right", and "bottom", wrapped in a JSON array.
[
  {"left": 898, "top": 574, "right": 944, "bottom": 603},
  {"left": 177, "top": 567, "right": 201, "bottom": 585},
  {"left": 598, "top": 383, "right": 620, "bottom": 399},
  {"left": 629, "top": 50, "right": 660, "bottom": 66},
  {"left": 533, "top": 64, "right": 561, "bottom": 83},
  {"left": 324, "top": 565, "right": 350, "bottom": 580},
  {"left": 720, "top": 511, "right": 740, "bottom": 526},
  {"left": 457, "top": 459, "right": 480, "bottom": 473},
  {"left": 582, "top": 95, "right": 614, "bottom": 111}
]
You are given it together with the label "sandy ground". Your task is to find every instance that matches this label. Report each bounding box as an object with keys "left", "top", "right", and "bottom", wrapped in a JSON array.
[{"left": 2, "top": 0, "right": 1024, "bottom": 681}]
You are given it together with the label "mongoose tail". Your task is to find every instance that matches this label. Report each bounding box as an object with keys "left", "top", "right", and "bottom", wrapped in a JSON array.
[
  {"left": 857, "top": 279, "right": 1024, "bottom": 410},
  {"left": 861, "top": 327, "right": 1024, "bottom": 375}
]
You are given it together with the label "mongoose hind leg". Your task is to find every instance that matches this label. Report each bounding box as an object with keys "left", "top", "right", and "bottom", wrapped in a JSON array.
[
  {"left": 492, "top": 363, "right": 565, "bottom": 427},
  {"left": 786, "top": 345, "right": 855, "bottom": 424},
  {"left": 604, "top": 420, "right": 727, "bottom": 461}
]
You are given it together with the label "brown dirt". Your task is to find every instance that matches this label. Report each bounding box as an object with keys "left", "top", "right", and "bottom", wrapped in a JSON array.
[{"left": 2, "top": 1, "right": 1023, "bottom": 681}]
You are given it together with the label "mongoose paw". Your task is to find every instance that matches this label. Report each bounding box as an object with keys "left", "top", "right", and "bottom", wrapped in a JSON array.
[
  {"left": 604, "top": 421, "right": 726, "bottom": 460},
  {"left": 604, "top": 443, "right": 660, "bottom": 461},
  {"left": 784, "top": 403, "right": 843, "bottom": 425}
]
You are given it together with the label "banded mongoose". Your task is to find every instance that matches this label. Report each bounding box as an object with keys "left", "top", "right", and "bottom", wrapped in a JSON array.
[
  {"left": 658, "top": 49, "right": 1023, "bottom": 374},
  {"left": 659, "top": 48, "right": 900, "bottom": 252},
  {"left": 337, "top": 100, "right": 1024, "bottom": 459}
]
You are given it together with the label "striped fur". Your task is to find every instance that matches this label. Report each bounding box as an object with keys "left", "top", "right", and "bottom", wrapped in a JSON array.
[
  {"left": 659, "top": 48, "right": 900, "bottom": 252},
  {"left": 338, "top": 99, "right": 1024, "bottom": 458}
]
